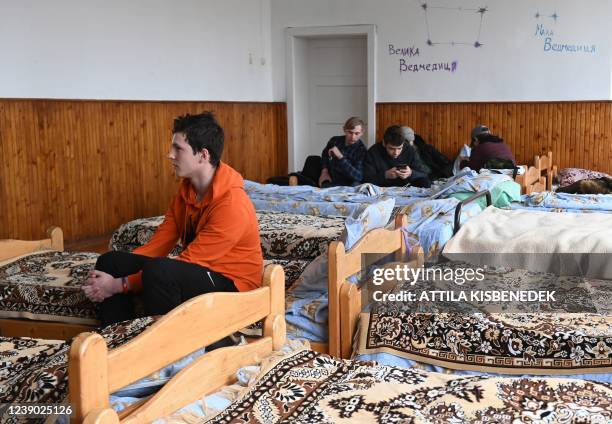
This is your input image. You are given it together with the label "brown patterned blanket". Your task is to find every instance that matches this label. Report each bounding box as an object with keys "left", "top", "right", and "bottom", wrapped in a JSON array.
[
  {"left": 109, "top": 211, "right": 345, "bottom": 260},
  {"left": 207, "top": 348, "right": 612, "bottom": 423},
  {"left": 0, "top": 253, "right": 309, "bottom": 325},
  {"left": 0, "top": 251, "right": 99, "bottom": 324},
  {"left": 0, "top": 317, "right": 155, "bottom": 423},
  {"left": 356, "top": 261, "right": 612, "bottom": 375}
]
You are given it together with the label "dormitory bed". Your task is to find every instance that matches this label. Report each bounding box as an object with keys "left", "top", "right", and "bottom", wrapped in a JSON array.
[
  {"left": 0, "top": 227, "right": 98, "bottom": 339},
  {"left": 0, "top": 211, "right": 344, "bottom": 338},
  {"left": 2, "top": 263, "right": 610, "bottom": 423},
  {"left": 305, "top": 208, "right": 612, "bottom": 382},
  {"left": 0, "top": 202, "right": 396, "bottom": 356}
]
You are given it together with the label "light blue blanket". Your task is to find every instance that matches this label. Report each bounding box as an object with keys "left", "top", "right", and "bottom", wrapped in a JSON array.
[{"left": 511, "top": 191, "right": 612, "bottom": 212}]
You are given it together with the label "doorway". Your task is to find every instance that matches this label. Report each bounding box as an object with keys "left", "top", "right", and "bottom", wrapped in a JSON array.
[{"left": 286, "top": 25, "right": 376, "bottom": 172}]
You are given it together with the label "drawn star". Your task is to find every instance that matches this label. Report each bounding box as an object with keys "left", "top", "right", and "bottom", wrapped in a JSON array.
[
  {"left": 427, "top": 39, "right": 433, "bottom": 46},
  {"left": 477, "top": 7, "right": 487, "bottom": 15},
  {"left": 550, "top": 12, "right": 559, "bottom": 22},
  {"left": 421, "top": 3, "right": 428, "bottom": 11},
  {"left": 535, "top": 11, "right": 540, "bottom": 19},
  {"left": 474, "top": 41, "right": 483, "bottom": 48}
]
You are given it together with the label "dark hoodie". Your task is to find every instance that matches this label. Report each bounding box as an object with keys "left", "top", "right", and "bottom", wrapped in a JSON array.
[{"left": 129, "top": 162, "right": 263, "bottom": 292}]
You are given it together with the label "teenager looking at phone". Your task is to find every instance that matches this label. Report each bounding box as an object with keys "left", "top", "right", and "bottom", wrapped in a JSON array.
[{"left": 363, "top": 125, "right": 431, "bottom": 188}]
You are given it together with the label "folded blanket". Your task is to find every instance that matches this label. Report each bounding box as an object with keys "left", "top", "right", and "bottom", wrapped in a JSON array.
[{"left": 443, "top": 206, "right": 612, "bottom": 279}]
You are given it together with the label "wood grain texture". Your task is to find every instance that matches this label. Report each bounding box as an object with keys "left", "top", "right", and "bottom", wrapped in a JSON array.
[
  {"left": 0, "top": 99, "right": 287, "bottom": 242},
  {"left": 376, "top": 101, "right": 612, "bottom": 175},
  {"left": 3, "top": 99, "right": 610, "bottom": 243}
]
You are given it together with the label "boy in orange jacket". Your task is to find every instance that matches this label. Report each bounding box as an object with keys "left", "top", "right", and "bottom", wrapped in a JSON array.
[{"left": 82, "top": 112, "right": 263, "bottom": 326}]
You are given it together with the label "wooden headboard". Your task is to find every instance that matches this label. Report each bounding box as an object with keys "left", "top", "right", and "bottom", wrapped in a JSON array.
[
  {"left": 534, "top": 151, "right": 558, "bottom": 191},
  {"left": 0, "top": 226, "right": 63, "bottom": 262},
  {"left": 69, "top": 264, "right": 286, "bottom": 423},
  {"left": 328, "top": 214, "right": 424, "bottom": 359}
]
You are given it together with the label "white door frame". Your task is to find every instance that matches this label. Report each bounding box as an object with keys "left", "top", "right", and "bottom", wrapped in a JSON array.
[{"left": 285, "top": 24, "right": 377, "bottom": 172}]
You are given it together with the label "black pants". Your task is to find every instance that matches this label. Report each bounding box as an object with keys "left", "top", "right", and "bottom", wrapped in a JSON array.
[
  {"left": 95, "top": 251, "right": 237, "bottom": 327},
  {"left": 408, "top": 174, "right": 432, "bottom": 188}
]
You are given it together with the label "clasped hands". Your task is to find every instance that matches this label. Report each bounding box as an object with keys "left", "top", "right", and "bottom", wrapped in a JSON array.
[{"left": 82, "top": 270, "right": 122, "bottom": 303}]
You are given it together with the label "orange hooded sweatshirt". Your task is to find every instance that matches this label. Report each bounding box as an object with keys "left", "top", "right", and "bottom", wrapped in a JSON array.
[{"left": 128, "top": 162, "right": 263, "bottom": 292}]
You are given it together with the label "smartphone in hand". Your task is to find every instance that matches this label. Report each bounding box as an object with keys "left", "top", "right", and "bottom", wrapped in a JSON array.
[{"left": 395, "top": 163, "right": 408, "bottom": 169}]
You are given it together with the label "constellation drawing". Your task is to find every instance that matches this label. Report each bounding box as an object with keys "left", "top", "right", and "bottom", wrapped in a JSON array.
[
  {"left": 534, "top": 11, "right": 559, "bottom": 23},
  {"left": 416, "top": 1, "right": 488, "bottom": 48}
]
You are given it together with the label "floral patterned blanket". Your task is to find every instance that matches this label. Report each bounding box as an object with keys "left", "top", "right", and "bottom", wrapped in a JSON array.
[
  {"left": 109, "top": 211, "right": 345, "bottom": 260},
  {"left": 356, "top": 261, "right": 612, "bottom": 375},
  {"left": 0, "top": 252, "right": 309, "bottom": 325},
  {"left": 0, "top": 251, "right": 99, "bottom": 324},
  {"left": 0, "top": 317, "right": 155, "bottom": 424},
  {"left": 206, "top": 348, "right": 612, "bottom": 423}
]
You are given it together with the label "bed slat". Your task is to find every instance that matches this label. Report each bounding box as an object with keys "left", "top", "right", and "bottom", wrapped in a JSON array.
[
  {"left": 121, "top": 338, "right": 273, "bottom": 424},
  {"left": 107, "top": 288, "right": 271, "bottom": 393}
]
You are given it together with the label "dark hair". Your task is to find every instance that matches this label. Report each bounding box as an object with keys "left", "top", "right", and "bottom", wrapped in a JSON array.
[
  {"left": 476, "top": 133, "right": 503, "bottom": 144},
  {"left": 383, "top": 125, "right": 405, "bottom": 147},
  {"left": 343, "top": 116, "right": 365, "bottom": 131},
  {"left": 173, "top": 112, "right": 224, "bottom": 166}
]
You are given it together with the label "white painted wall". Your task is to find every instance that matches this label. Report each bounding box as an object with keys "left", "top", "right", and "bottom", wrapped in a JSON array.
[
  {"left": 0, "top": 0, "right": 273, "bottom": 101},
  {"left": 271, "top": 0, "right": 612, "bottom": 102},
  {"left": 2, "top": 0, "right": 610, "bottom": 102}
]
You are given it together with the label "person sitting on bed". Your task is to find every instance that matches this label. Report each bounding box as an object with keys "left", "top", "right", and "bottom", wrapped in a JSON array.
[
  {"left": 405, "top": 128, "right": 454, "bottom": 180},
  {"left": 399, "top": 126, "right": 432, "bottom": 177},
  {"left": 363, "top": 125, "right": 431, "bottom": 188},
  {"left": 82, "top": 112, "right": 263, "bottom": 327},
  {"left": 318, "top": 116, "right": 367, "bottom": 188},
  {"left": 459, "top": 132, "right": 515, "bottom": 172}
]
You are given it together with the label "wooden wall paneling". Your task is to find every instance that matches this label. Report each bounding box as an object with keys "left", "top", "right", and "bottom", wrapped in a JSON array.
[
  {"left": 532, "top": 104, "right": 551, "bottom": 154},
  {"left": 572, "top": 103, "right": 580, "bottom": 168},
  {"left": 525, "top": 103, "right": 534, "bottom": 165},
  {"left": 0, "top": 103, "right": 8, "bottom": 238},
  {"left": 589, "top": 102, "right": 598, "bottom": 170},
  {"left": 560, "top": 103, "right": 568, "bottom": 171},
  {"left": 0, "top": 103, "right": 14, "bottom": 238},
  {"left": 607, "top": 104, "right": 612, "bottom": 169},
  {"left": 593, "top": 103, "right": 601, "bottom": 173},
  {"left": 602, "top": 103, "right": 610, "bottom": 172},
  {"left": 578, "top": 102, "right": 585, "bottom": 171},
  {"left": 584, "top": 102, "right": 592, "bottom": 168},
  {"left": 596, "top": 103, "right": 606, "bottom": 171},
  {"left": 376, "top": 101, "right": 612, "bottom": 177},
  {"left": 1, "top": 100, "right": 287, "bottom": 242}
]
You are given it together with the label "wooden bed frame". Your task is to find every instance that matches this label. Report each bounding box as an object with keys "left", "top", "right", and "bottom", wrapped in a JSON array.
[
  {"left": 513, "top": 152, "right": 557, "bottom": 194},
  {"left": 0, "top": 226, "right": 64, "bottom": 261},
  {"left": 328, "top": 214, "right": 423, "bottom": 358},
  {"left": 534, "top": 151, "right": 558, "bottom": 191},
  {"left": 0, "top": 222, "right": 344, "bottom": 357},
  {"left": 0, "top": 227, "right": 96, "bottom": 339},
  {"left": 515, "top": 165, "right": 546, "bottom": 194},
  {"left": 69, "top": 264, "right": 286, "bottom": 423},
  {"left": 0, "top": 216, "right": 403, "bottom": 358}
]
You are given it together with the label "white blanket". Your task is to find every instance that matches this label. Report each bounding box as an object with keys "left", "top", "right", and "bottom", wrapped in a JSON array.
[{"left": 443, "top": 206, "right": 612, "bottom": 279}]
